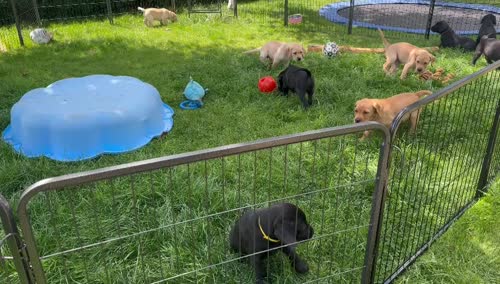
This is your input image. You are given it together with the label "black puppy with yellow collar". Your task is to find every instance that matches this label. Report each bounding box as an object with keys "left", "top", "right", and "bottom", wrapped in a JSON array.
[{"left": 229, "top": 203, "right": 314, "bottom": 284}]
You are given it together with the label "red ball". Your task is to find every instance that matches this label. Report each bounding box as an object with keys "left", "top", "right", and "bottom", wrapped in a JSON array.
[{"left": 258, "top": 76, "right": 277, "bottom": 93}]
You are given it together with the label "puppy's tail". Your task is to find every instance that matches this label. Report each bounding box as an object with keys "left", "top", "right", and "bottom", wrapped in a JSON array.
[
  {"left": 415, "top": 90, "right": 432, "bottom": 98},
  {"left": 378, "top": 28, "right": 390, "bottom": 49},
  {"left": 138, "top": 7, "right": 145, "bottom": 12},
  {"left": 242, "top": 48, "right": 261, "bottom": 54}
]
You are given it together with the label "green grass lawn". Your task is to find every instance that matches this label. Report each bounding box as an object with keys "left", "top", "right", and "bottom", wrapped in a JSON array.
[
  {"left": 397, "top": 181, "right": 500, "bottom": 284},
  {"left": 0, "top": 9, "right": 498, "bottom": 284}
]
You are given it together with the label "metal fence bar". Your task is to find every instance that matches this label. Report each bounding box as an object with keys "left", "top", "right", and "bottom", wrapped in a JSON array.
[
  {"left": 105, "top": 0, "right": 113, "bottom": 24},
  {"left": 284, "top": 0, "right": 289, "bottom": 26},
  {"left": 0, "top": 194, "right": 33, "bottom": 284},
  {"left": 375, "top": 60, "right": 500, "bottom": 283},
  {"left": 8, "top": 0, "right": 24, "bottom": 47},
  {"left": 391, "top": 62, "right": 500, "bottom": 134},
  {"left": 477, "top": 98, "right": 500, "bottom": 195},
  {"left": 361, "top": 135, "right": 390, "bottom": 283},
  {"left": 16, "top": 122, "right": 389, "bottom": 283},
  {"left": 424, "top": 0, "right": 436, "bottom": 39},
  {"left": 348, "top": 0, "right": 355, "bottom": 34},
  {"left": 31, "top": 0, "right": 42, "bottom": 25}
]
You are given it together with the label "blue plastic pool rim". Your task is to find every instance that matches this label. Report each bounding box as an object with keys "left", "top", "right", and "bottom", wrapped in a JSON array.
[
  {"left": 2, "top": 102, "right": 175, "bottom": 162},
  {"left": 319, "top": 0, "right": 500, "bottom": 35}
]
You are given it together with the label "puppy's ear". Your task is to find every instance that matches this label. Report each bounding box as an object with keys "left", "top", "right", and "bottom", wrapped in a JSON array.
[
  {"left": 429, "top": 54, "right": 436, "bottom": 65},
  {"left": 493, "top": 16, "right": 497, "bottom": 25},
  {"left": 287, "top": 45, "right": 293, "bottom": 57},
  {"left": 273, "top": 220, "right": 298, "bottom": 245},
  {"left": 372, "top": 101, "right": 383, "bottom": 115}
]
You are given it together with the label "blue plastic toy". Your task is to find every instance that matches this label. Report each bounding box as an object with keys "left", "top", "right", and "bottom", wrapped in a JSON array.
[
  {"left": 180, "top": 77, "right": 208, "bottom": 110},
  {"left": 2, "top": 75, "right": 174, "bottom": 162}
]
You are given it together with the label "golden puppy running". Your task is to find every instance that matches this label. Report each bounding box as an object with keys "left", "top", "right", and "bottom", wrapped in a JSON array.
[
  {"left": 354, "top": 90, "right": 432, "bottom": 139},
  {"left": 243, "top": 41, "right": 306, "bottom": 69},
  {"left": 378, "top": 29, "right": 435, "bottom": 79},
  {"left": 138, "top": 7, "right": 177, "bottom": 27}
]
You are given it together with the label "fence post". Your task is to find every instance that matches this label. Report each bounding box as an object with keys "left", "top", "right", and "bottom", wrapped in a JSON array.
[
  {"left": 0, "top": 194, "right": 34, "bottom": 284},
  {"left": 477, "top": 99, "right": 500, "bottom": 196},
  {"left": 32, "top": 0, "right": 41, "bottom": 26},
  {"left": 348, "top": 0, "right": 354, "bottom": 34},
  {"left": 424, "top": 0, "right": 436, "bottom": 39},
  {"left": 361, "top": 130, "right": 391, "bottom": 284},
  {"left": 105, "top": 0, "right": 113, "bottom": 24},
  {"left": 172, "top": 0, "right": 176, "bottom": 12},
  {"left": 234, "top": 0, "right": 237, "bottom": 18},
  {"left": 284, "top": 0, "right": 288, "bottom": 26},
  {"left": 8, "top": 0, "right": 24, "bottom": 47}
]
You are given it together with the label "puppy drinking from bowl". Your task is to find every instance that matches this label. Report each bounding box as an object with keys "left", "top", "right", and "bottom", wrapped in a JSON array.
[
  {"left": 138, "top": 7, "right": 177, "bottom": 27},
  {"left": 354, "top": 90, "right": 432, "bottom": 139},
  {"left": 243, "top": 41, "right": 306, "bottom": 69},
  {"left": 229, "top": 203, "right": 314, "bottom": 284}
]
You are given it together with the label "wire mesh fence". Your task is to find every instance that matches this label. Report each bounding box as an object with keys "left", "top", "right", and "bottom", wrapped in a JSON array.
[
  {"left": 15, "top": 123, "right": 390, "bottom": 283},
  {"left": 0, "top": 194, "right": 33, "bottom": 284},
  {"left": 0, "top": 233, "right": 17, "bottom": 282},
  {"left": 1, "top": 0, "right": 499, "bottom": 50},
  {"left": 1, "top": 62, "right": 499, "bottom": 283},
  {"left": 373, "top": 62, "right": 500, "bottom": 283}
]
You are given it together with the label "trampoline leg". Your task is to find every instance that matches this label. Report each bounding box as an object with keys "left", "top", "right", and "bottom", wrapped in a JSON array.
[
  {"left": 425, "top": 0, "right": 436, "bottom": 39},
  {"left": 348, "top": 0, "right": 354, "bottom": 34}
]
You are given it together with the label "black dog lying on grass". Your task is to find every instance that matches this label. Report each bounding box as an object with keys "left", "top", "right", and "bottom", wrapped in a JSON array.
[
  {"left": 277, "top": 65, "right": 315, "bottom": 109},
  {"left": 229, "top": 203, "right": 314, "bottom": 284},
  {"left": 472, "top": 35, "right": 500, "bottom": 66},
  {"left": 431, "top": 21, "right": 476, "bottom": 51},
  {"left": 477, "top": 14, "right": 497, "bottom": 46}
]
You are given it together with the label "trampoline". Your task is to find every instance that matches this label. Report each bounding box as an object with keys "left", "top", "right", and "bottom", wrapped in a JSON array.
[{"left": 320, "top": 0, "right": 500, "bottom": 35}]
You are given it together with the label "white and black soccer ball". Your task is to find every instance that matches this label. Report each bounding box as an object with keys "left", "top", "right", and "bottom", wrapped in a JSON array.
[
  {"left": 30, "top": 28, "right": 53, "bottom": 44},
  {"left": 323, "top": 42, "right": 339, "bottom": 58}
]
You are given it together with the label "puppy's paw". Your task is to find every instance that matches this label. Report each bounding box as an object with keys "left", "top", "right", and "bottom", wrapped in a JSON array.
[{"left": 294, "top": 260, "right": 309, "bottom": 274}]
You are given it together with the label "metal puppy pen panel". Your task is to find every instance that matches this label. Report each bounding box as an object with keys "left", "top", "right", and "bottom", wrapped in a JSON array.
[
  {"left": 1, "top": 62, "right": 500, "bottom": 283},
  {"left": 373, "top": 62, "right": 500, "bottom": 283},
  {"left": 13, "top": 123, "right": 390, "bottom": 283}
]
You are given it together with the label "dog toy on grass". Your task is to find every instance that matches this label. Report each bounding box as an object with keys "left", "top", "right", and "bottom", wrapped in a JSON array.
[
  {"left": 180, "top": 77, "right": 208, "bottom": 110},
  {"left": 419, "top": 68, "right": 455, "bottom": 84},
  {"left": 258, "top": 76, "right": 277, "bottom": 93},
  {"left": 30, "top": 28, "right": 53, "bottom": 44},
  {"left": 323, "top": 42, "right": 340, "bottom": 58}
]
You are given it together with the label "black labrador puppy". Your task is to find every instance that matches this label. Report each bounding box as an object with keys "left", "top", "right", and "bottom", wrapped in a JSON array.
[
  {"left": 431, "top": 21, "right": 476, "bottom": 51},
  {"left": 477, "top": 14, "right": 497, "bottom": 46},
  {"left": 229, "top": 203, "right": 314, "bottom": 284},
  {"left": 472, "top": 35, "right": 500, "bottom": 65},
  {"left": 277, "top": 65, "right": 315, "bottom": 108}
]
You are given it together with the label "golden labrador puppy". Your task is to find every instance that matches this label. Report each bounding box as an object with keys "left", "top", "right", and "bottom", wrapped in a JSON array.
[
  {"left": 244, "top": 41, "right": 306, "bottom": 69},
  {"left": 354, "top": 90, "right": 432, "bottom": 139},
  {"left": 378, "top": 29, "right": 435, "bottom": 79},
  {"left": 138, "top": 7, "right": 177, "bottom": 27}
]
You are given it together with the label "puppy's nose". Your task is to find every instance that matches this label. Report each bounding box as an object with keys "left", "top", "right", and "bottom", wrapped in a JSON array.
[
  {"left": 417, "top": 68, "right": 423, "bottom": 72},
  {"left": 297, "top": 58, "right": 302, "bottom": 61},
  {"left": 355, "top": 118, "right": 361, "bottom": 123}
]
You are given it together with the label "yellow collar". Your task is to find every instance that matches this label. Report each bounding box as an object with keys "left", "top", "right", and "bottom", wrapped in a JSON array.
[{"left": 258, "top": 217, "right": 280, "bottom": 243}]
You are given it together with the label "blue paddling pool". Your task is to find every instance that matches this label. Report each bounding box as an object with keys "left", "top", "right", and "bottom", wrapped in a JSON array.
[{"left": 2, "top": 75, "right": 174, "bottom": 162}]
